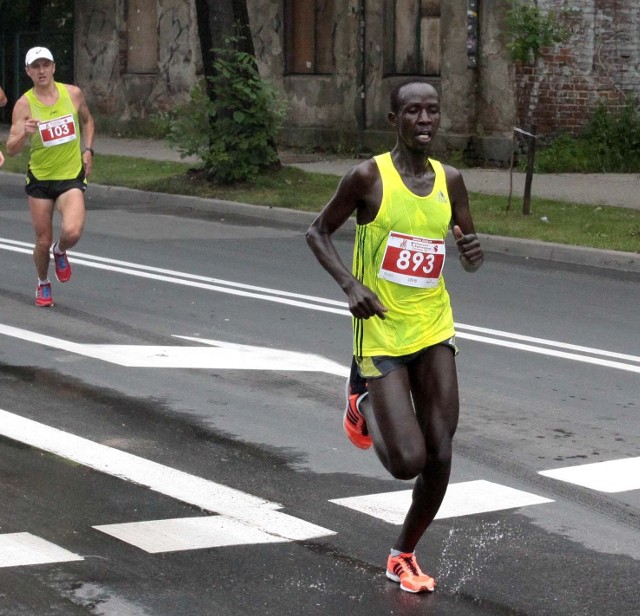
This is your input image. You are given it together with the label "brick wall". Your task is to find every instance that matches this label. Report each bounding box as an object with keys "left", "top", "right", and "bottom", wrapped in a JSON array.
[{"left": 515, "top": 0, "right": 639, "bottom": 137}]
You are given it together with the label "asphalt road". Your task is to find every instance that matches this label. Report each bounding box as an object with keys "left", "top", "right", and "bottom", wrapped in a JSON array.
[{"left": 0, "top": 183, "right": 639, "bottom": 616}]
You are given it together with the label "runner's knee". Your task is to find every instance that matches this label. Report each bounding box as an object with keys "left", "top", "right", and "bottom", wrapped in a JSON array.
[
  {"left": 386, "top": 444, "right": 426, "bottom": 480},
  {"left": 34, "top": 233, "right": 53, "bottom": 251},
  {"left": 62, "top": 227, "right": 82, "bottom": 247}
]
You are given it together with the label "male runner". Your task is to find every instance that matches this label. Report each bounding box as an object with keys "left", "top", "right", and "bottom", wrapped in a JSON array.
[
  {"left": 6, "top": 46, "right": 95, "bottom": 307},
  {"left": 306, "top": 80, "right": 484, "bottom": 593}
]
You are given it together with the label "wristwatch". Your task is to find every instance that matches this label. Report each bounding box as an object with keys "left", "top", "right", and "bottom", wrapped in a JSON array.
[{"left": 84, "top": 147, "right": 95, "bottom": 155}]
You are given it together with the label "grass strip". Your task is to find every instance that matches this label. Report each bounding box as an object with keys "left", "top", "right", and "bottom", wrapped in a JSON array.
[{"left": 2, "top": 151, "right": 638, "bottom": 253}]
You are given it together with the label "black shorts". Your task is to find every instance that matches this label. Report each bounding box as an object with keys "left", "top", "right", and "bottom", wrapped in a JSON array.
[
  {"left": 356, "top": 336, "right": 459, "bottom": 379},
  {"left": 25, "top": 167, "right": 87, "bottom": 200}
]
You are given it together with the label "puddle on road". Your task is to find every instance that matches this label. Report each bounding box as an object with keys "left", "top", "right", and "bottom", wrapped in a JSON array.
[
  {"left": 66, "top": 581, "right": 154, "bottom": 615},
  {"left": 438, "top": 520, "right": 520, "bottom": 594}
]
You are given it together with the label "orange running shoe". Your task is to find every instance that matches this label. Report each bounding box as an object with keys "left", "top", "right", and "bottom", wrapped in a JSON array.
[
  {"left": 386, "top": 552, "right": 436, "bottom": 593},
  {"left": 35, "top": 282, "right": 54, "bottom": 307},
  {"left": 52, "top": 242, "right": 72, "bottom": 283},
  {"left": 343, "top": 378, "right": 371, "bottom": 449}
]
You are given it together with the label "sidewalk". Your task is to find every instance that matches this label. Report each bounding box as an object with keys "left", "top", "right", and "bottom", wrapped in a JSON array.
[
  {"left": 91, "top": 135, "right": 640, "bottom": 211},
  {"left": 2, "top": 128, "right": 639, "bottom": 209},
  {"left": 2, "top": 130, "right": 639, "bottom": 272}
]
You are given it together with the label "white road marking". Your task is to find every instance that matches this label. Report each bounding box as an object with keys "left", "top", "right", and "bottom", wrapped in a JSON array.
[
  {"left": 0, "top": 408, "right": 335, "bottom": 542},
  {"left": 330, "top": 480, "right": 553, "bottom": 524},
  {"left": 330, "top": 479, "right": 553, "bottom": 525},
  {"left": 0, "top": 325, "right": 349, "bottom": 377},
  {"left": 2, "top": 238, "right": 637, "bottom": 373},
  {"left": 458, "top": 332, "right": 640, "bottom": 374},
  {"left": 458, "top": 323, "right": 640, "bottom": 364},
  {"left": 539, "top": 457, "right": 640, "bottom": 493},
  {"left": 0, "top": 239, "right": 348, "bottom": 316},
  {"left": 0, "top": 533, "right": 83, "bottom": 568},
  {"left": 94, "top": 516, "right": 288, "bottom": 553}
]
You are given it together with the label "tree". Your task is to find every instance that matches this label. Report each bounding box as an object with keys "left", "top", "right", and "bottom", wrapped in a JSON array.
[
  {"left": 504, "top": 0, "right": 568, "bottom": 213},
  {"left": 187, "top": 0, "right": 283, "bottom": 183},
  {"left": 194, "top": 0, "right": 255, "bottom": 83}
]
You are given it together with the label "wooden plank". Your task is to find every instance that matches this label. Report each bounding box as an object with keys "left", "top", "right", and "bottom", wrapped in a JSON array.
[{"left": 420, "top": 16, "right": 441, "bottom": 75}]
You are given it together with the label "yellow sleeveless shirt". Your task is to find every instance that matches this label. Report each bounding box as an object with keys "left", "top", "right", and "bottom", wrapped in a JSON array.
[
  {"left": 352, "top": 153, "right": 455, "bottom": 358},
  {"left": 25, "top": 82, "right": 83, "bottom": 180}
]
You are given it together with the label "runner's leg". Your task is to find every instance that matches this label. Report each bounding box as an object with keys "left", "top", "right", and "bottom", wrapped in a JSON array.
[
  {"left": 29, "top": 196, "right": 55, "bottom": 280},
  {"left": 364, "top": 367, "right": 427, "bottom": 480},
  {"left": 55, "top": 188, "right": 86, "bottom": 252},
  {"left": 392, "top": 345, "right": 459, "bottom": 553}
]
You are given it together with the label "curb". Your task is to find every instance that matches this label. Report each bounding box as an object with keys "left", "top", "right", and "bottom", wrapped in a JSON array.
[
  {"left": 2, "top": 171, "right": 639, "bottom": 274},
  {"left": 478, "top": 234, "right": 640, "bottom": 274}
]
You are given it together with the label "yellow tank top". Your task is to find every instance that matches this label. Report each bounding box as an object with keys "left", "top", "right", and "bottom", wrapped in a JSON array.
[
  {"left": 352, "top": 153, "right": 455, "bottom": 357},
  {"left": 25, "top": 82, "right": 82, "bottom": 180}
]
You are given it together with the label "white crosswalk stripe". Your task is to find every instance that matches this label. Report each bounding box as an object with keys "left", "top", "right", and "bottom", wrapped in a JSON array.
[
  {"left": 539, "top": 457, "right": 640, "bottom": 493},
  {"left": 330, "top": 480, "right": 554, "bottom": 525},
  {"left": 0, "top": 533, "right": 83, "bottom": 568},
  {"left": 94, "top": 516, "right": 289, "bottom": 553}
]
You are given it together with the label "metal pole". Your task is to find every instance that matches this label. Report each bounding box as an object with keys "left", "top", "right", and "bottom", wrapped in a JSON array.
[{"left": 523, "top": 125, "right": 537, "bottom": 216}]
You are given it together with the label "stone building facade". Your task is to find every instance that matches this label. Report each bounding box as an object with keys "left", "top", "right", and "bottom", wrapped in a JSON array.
[{"left": 74, "top": 1, "right": 639, "bottom": 164}]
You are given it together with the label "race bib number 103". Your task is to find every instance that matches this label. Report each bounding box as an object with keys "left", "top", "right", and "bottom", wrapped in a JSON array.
[
  {"left": 38, "top": 114, "right": 77, "bottom": 147},
  {"left": 379, "top": 231, "right": 445, "bottom": 288}
]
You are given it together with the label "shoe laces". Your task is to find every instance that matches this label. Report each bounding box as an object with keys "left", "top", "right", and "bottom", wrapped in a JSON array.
[{"left": 397, "top": 554, "right": 421, "bottom": 576}]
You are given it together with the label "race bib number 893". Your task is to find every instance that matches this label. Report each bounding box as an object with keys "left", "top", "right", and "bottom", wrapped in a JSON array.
[{"left": 379, "top": 231, "right": 445, "bottom": 288}]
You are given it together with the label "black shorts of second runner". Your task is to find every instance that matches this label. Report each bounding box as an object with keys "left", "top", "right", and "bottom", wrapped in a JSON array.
[
  {"left": 356, "top": 336, "right": 459, "bottom": 380},
  {"left": 25, "top": 167, "right": 87, "bottom": 200}
]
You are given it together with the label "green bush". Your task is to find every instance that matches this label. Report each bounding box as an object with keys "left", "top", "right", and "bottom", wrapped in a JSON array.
[
  {"left": 534, "top": 99, "right": 640, "bottom": 173},
  {"left": 155, "top": 38, "right": 286, "bottom": 184},
  {"left": 505, "top": 1, "right": 567, "bottom": 65},
  {"left": 582, "top": 99, "right": 640, "bottom": 172}
]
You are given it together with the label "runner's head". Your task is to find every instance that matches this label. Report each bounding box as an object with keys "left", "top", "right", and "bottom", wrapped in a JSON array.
[
  {"left": 25, "top": 47, "right": 55, "bottom": 85},
  {"left": 388, "top": 81, "right": 441, "bottom": 152},
  {"left": 389, "top": 79, "right": 437, "bottom": 114},
  {"left": 25, "top": 47, "right": 54, "bottom": 68}
]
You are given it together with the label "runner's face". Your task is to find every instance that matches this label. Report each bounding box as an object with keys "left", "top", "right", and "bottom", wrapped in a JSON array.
[
  {"left": 26, "top": 60, "right": 55, "bottom": 86},
  {"left": 391, "top": 84, "right": 441, "bottom": 152}
]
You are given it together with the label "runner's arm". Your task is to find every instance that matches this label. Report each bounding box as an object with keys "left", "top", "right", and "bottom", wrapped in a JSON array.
[
  {"left": 68, "top": 85, "right": 95, "bottom": 177},
  {"left": 445, "top": 165, "right": 484, "bottom": 272},
  {"left": 0, "top": 85, "right": 7, "bottom": 107},
  {"left": 306, "top": 163, "right": 388, "bottom": 319},
  {"left": 6, "top": 97, "right": 33, "bottom": 157}
]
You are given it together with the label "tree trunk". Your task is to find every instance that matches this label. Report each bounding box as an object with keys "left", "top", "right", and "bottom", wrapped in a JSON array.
[
  {"left": 194, "top": 0, "right": 280, "bottom": 174},
  {"left": 194, "top": 0, "right": 255, "bottom": 85}
]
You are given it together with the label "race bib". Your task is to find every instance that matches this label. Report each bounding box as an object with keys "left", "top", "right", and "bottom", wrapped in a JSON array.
[
  {"left": 38, "top": 114, "right": 77, "bottom": 147},
  {"left": 379, "top": 231, "right": 445, "bottom": 288}
]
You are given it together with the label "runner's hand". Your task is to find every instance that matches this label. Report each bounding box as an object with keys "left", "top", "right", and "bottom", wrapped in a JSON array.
[
  {"left": 83, "top": 149, "right": 93, "bottom": 177},
  {"left": 453, "top": 225, "right": 484, "bottom": 272},
  {"left": 24, "top": 118, "right": 39, "bottom": 135},
  {"left": 346, "top": 280, "right": 388, "bottom": 320}
]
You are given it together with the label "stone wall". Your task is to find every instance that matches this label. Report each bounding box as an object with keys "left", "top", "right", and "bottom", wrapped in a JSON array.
[
  {"left": 515, "top": 0, "right": 639, "bottom": 137},
  {"left": 73, "top": 1, "right": 639, "bottom": 161},
  {"left": 75, "top": 0, "right": 200, "bottom": 122},
  {"left": 256, "top": 1, "right": 514, "bottom": 163},
  {"left": 73, "top": 1, "right": 515, "bottom": 163}
]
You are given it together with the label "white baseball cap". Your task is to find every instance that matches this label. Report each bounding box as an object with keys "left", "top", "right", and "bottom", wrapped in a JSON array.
[{"left": 25, "top": 47, "right": 54, "bottom": 67}]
